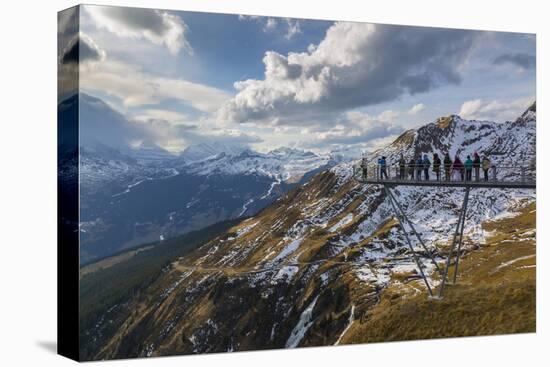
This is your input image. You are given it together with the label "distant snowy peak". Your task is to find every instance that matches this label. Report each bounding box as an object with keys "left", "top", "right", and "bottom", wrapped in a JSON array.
[
  {"left": 181, "top": 142, "right": 247, "bottom": 163},
  {"left": 267, "top": 147, "right": 315, "bottom": 158},
  {"left": 126, "top": 140, "right": 177, "bottom": 164},
  {"left": 514, "top": 101, "right": 536, "bottom": 125},
  {"left": 183, "top": 145, "right": 330, "bottom": 181}
]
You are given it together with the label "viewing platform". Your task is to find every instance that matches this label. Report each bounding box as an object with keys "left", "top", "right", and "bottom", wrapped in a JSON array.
[
  {"left": 354, "top": 164, "right": 536, "bottom": 189},
  {"left": 353, "top": 162, "right": 536, "bottom": 297}
]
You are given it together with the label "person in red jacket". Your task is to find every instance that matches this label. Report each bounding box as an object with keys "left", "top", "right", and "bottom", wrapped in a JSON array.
[{"left": 452, "top": 155, "right": 464, "bottom": 181}]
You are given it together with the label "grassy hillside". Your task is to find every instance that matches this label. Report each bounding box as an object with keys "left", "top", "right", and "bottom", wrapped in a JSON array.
[
  {"left": 341, "top": 202, "right": 536, "bottom": 344},
  {"left": 79, "top": 218, "right": 243, "bottom": 355}
]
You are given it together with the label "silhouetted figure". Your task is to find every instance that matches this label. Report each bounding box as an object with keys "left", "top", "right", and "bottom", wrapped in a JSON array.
[
  {"left": 465, "top": 155, "right": 473, "bottom": 181},
  {"left": 473, "top": 152, "right": 481, "bottom": 181},
  {"left": 432, "top": 153, "right": 441, "bottom": 181},
  {"left": 408, "top": 158, "right": 415, "bottom": 180},
  {"left": 482, "top": 156, "right": 491, "bottom": 182},
  {"left": 443, "top": 153, "right": 452, "bottom": 181},
  {"left": 416, "top": 156, "right": 423, "bottom": 180},
  {"left": 398, "top": 154, "right": 406, "bottom": 180},
  {"left": 422, "top": 154, "right": 431, "bottom": 180},
  {"left": 452, "top": 155, "right": 464, "bottom": 181}
]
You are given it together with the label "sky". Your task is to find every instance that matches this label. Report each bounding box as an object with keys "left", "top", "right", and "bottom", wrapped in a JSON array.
[{"left": 60, "top": 5, "right": 536, "bottom": 155}]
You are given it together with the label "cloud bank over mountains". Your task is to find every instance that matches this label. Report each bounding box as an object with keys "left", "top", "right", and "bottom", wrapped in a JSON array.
[{"left": 65, "top": 5, "right": 535, "bottom": 154}]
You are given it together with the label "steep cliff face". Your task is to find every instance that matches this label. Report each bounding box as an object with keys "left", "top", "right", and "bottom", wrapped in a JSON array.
[{"left": 81, "top": 105, "right": 536, "bottom": 360}]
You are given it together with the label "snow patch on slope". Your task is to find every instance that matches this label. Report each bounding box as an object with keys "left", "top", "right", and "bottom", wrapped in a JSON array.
[{"left": 285, "top": 296, "right": 320, "bottom": 348}]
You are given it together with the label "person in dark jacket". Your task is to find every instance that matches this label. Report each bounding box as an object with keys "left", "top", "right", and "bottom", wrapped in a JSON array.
[
  {"left": 361, "top": 156, "right": 368, "bottom": 180},
  {"left": 408, "top": 158, "right": 415, "bottom": 180},
  {"left": 378, "top": 156, "right": 388, "bottom": 179},
  {"left": 473, "top": 152, "right": 481, "bottom": 181},
  {"left": 416, "top": 156, "right": 423, "bottom": 180},
  {"left": 452, "top": 155, "right": 464, "bottom": 181},
  {"left": 464, "top": 155, "right": 473, "bottom": 181},
  {"left": 432, "top": 153, "right": 441, "bottom": 181},
  {"left": 422, "top": 154, "right": 431, "bottom": 180},
  {"left": 398, "top": 154, "right": 406, "bottom": 180},
  {"left": 482, "top": 156, "right": 491, "bottom": 181},
  {"left": 443, "top": 153, "right": 452, "bottom": 181}
]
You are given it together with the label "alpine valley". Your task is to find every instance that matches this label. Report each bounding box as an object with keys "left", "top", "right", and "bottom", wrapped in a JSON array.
[{"left": 65, "top": 94, "right": 338, "bottom": 263}]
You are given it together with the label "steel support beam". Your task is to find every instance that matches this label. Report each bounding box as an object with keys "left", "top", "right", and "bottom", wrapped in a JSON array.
[
  {"left": 383, "top": 185, "right": 434, "bottom": 297},
  {"left": 384, "top": 187, "right": 443, "bottom": 277},
  {"left": 453, "top": 187, "right": 470, "bottom": 284},
  {"left": 438, "top": 187, "right": 470, "bottom": 297}
]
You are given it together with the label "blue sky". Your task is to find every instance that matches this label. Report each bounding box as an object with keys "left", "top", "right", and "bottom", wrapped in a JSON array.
[{"left": 71, "top": 5, "right": 536, "bottom": 154}]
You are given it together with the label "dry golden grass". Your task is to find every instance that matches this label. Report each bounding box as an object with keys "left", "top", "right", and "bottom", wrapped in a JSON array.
[
  {"left": 342, "top": 203, "right": 536, "bottom": 344},
  {"left": 80, "top": 246, "right": 154, "bottom": 278}
]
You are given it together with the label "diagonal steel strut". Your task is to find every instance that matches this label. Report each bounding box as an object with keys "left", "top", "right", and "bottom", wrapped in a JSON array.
[
  {"left": 383, "top": 185, "right": 433, "bottom": 297},
  {"left": 438, "top": 186, "right": 470, "bottom": 297},
  {"left": 453, "top": 187, "right": 470, "bottom": 284},
  {"left": 384, "top": 187, "right": 443, "bottom": 277}
]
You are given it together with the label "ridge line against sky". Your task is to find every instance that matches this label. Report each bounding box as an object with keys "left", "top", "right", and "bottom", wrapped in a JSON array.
[{"left": 58, "top": 5, "right": 535, "bottom": 154}]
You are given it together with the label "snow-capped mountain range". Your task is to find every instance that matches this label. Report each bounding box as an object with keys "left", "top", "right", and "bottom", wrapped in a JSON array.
[
  {"left": 80, "top": 141, "right": 330, "bottom": 196},
  {"left": 71, "top": 94, "right": 334, "bottom": 262},
  {"left": 79, "top": 142, "right": 332, "bottom": 263}
]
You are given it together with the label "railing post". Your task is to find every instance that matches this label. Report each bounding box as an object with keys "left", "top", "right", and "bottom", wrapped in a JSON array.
[{"left": 521, "top": 167, "right": 526, "bottom": 182}]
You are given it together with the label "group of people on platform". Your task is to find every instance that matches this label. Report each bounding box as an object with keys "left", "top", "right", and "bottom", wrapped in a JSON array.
[{"left": 363, "top": 152, "right": 493, "bottom": 182}]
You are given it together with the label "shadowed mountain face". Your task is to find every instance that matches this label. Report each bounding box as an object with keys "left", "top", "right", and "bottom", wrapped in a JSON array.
[
  {"left": 79, "top": 104, "right": 535, "bottom": 359},
  {"left": 69, "top": 94, "right": 333, "bottom": 263}
]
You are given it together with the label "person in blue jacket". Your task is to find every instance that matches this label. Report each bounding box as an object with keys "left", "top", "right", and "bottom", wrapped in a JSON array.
[
  {"left": 464, "top": 155, "right": 473, "bottom": 181},
  {"left": 378, "top": 156, "right": 388, "bottom": 179},
  {"left": 416, "top": 156, "right": 423, "bottom": 180}
]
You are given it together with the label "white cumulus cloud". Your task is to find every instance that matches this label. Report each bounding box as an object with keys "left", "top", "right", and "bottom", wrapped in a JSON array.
[
  {"left": 80, "top": 58, "right": 231, "bottom": 113},
  {"left": 298, "top": 109, "right": 404, "bottom": 150},
  {"left": 85, "top": 5, "right": 192, "bottom": 55},
  {"left": 218, "top": 22, "right": 481, "bottom": 126},
  {"left": 458, "top": 97, "right": 534, "bottom": 122}
]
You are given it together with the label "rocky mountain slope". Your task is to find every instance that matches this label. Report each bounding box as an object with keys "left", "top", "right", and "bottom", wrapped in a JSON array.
[{"left": 80, "top": 103, "right": 536, "bottom": 360}]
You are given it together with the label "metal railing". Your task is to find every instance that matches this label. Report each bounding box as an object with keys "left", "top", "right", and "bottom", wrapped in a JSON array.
[{"left": 353, "top": 163, "right": 535, "bottom": 185}]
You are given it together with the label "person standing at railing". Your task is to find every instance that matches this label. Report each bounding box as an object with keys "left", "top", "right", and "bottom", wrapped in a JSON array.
[
  {"left": 444, "top": 152, "right": 452, "bottom": 181},
  {"left": 422, "top": 154, "right": 431, "bottom": 180},
  {"left": 482, "top": 156, "right": 491, "bottom": 181},
  {"left": 398, "top": 155, "right": 406, "bottom": 180},
  {"left": 361, "top": 156, "right": 368, "bottom": 180},
  {"left": 378, "top": 156, "right": 388, "bottom": 179},
  {"left": 452, "top": 155, "right": 464, "bottom": 181},
  {"left": 473, "top": 152, "right": 481, "bottom": 181},
  {"left": 465, "top": 155, "right": 473, "bottom": 181},
  {"left": 416, "top": 156, "right": 423, "bottom": 180},
  {"left": 433, "top": 153, "right": 441, "bottom": 181},
  {"left": 408, "top": 158, "right": 415, "bottom": 180}
]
